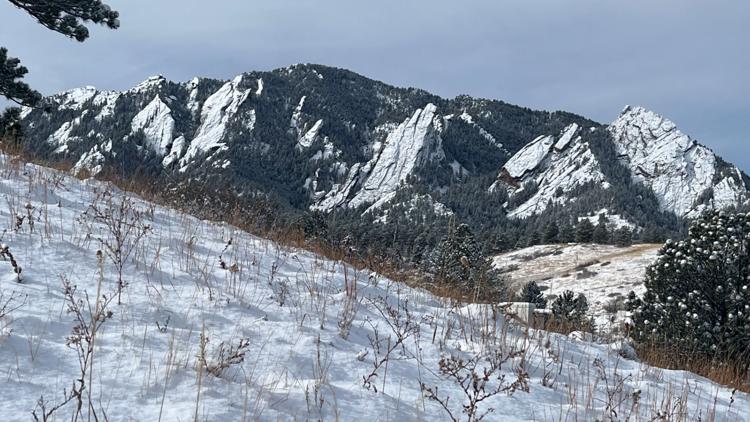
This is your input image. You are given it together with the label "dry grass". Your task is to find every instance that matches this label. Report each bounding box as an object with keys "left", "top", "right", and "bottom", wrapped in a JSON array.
[{"left": 637, "top": 344, "right": 750, "bottom": 394}]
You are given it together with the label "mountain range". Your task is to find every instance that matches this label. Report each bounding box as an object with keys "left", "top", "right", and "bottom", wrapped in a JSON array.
[{"left": 14, "top": 63, "right": 750, "bottom": 259}]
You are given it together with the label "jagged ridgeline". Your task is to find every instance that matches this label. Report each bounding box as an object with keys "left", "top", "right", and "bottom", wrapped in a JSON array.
[{"left": 13, "top": 64, "right": 750, "bottom": 262}]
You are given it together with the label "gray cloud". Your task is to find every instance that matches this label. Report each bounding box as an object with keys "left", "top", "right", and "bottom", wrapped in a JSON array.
[{"left": 2, "top": 0, "right": 748, "bottom": 171}]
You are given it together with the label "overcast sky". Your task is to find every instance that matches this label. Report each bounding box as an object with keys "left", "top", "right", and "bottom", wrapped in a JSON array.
[{"left": 2, "top": 0, "right": 748, "bottom": 171}]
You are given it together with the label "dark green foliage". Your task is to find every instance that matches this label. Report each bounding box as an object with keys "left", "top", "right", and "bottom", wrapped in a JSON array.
[
  {"left": 558, "top": 222, "right": 575, "bottom": 243},
  {"left": 575, "top": 219, "right": 595, "bottom": 243},
  {"left": 624, "top": 291, "right": 641, "bottom": 313},
  {"left": 1, "top": 0, "right": 119, "bottom": 106},
  {"left": 551, "top": 290, "right": 589, "bottom": 327},
  {"left": 592, "top": 219, "right": 610, "bottom": 244},
  {"left": 632, "top": 211, "right": 750, "bottom": 361},
  {"left": 507, "top": 181, "right": 538, "bottom": 210},
  {"left": 293, "top": 211, "right": 329, "bottom": 240},
  {"left": 427, "top": 223, "right": 507, "bottom": 301},
  {"left": 543, "top": 222, "right": 559, "bottom": 244},
  {"left": 517, "top": 281, "right": 547, "bottom": 308},
  {"left": 0, "top": 48, "right": 42, "bottom": 107},
  {"left": 525, "top": 230, "right": 541, "bottom": 247},
  {"left": 613, "top": 227, "right": 633, "bottom": 247},
  {"left": 0, "top": 107, "right": 22, "bottom": 141},
  {"left": 7, "top": 0, "right": 119, "bottom": 41},
  {"left": 639, "top": 225, "right": 667, "bottom": 244}
]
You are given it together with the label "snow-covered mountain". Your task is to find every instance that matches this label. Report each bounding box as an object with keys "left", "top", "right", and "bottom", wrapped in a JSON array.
[
  {"left": 12, "top": 64, "right": 750, "bottom": 257},
  {"left": 610, "top": 106, "right": 749, "bottom": 217},
  {"left": 17, "top": 65, "right": 607, "bottom": 216},
  {"left": 495, "top": 106, "right": 750, "bottom": 221},
  {"left": 0, "top": 153, "right": 747, "bottom": 421}
]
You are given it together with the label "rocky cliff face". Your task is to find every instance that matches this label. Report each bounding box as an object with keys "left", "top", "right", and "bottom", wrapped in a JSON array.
[
  {"left": 609, "top": 106, "right": 748, "bottom": 217},
  {"left": 315, "top": 103, "right": 446, "bottom": 212}
]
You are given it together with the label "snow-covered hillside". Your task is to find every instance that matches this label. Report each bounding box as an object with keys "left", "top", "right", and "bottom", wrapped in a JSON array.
[
  {"left": 493, "top": 244, "right": 661, "bottom": 328},
  {"left": 0, "top": 157, "right": 747, "bottom": 421}
]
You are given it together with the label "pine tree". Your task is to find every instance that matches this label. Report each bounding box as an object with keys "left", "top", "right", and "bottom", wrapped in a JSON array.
[
  {"left": 517, "top": 281, "right": 547, "bottom": 308},
  {"left": 592, "top": 221, "right": 609, "bottom": 244},
  {"left": 2, "top": 1, "right": 119, "bottom": 106},
  {"left": 526, "top": 229, "right": 541, "bottom": 247},
  {"left": 428, "top": 223, "right": 507, "bottom": 301},
  {"left": 551, "top": 290, "right": 589, "bottom": 327},
  {"left": 0, "top": 107, "right": 22, "bottom": 142},
  {"left": 575, "top": 219, "right": 595, "bottom": 243},
  {"left": 641, "top": 224, "right": 664, "bottom": 244},
  {"left": 489, "top": 231, "right": 511, "bottom": 253},
  {"left": 543, "top": 221, "right": 559, "bottom": 244},
  {"left": 0, "top": 48, "right": 41, "bottom": 107},
  {"left": 559, "top": 222, "right": 575, "bottom": 243},
  {"left": 613, "top": 227, "right": 632, "bottom": 247},
  {"left": 632, "top": 211, "right": 750, "bottom": 362},
  {"left": 294, "top": 211, "right": 329, "bottom": 240}
]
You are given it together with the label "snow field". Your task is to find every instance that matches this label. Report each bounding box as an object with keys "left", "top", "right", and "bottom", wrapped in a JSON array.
[{"left": 0, "top": 155, "right": 746, "bottom": 421}]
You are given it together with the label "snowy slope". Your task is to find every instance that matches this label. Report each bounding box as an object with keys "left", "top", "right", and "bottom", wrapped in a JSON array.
[
  {"left": 0, "top": 156, "right": 747, "bottom": 421},
  {"left": 130, "top": 95, "right": 176, "bottom": 156},
  {"left": 494, "top": 244, "right": 661, "bottom": 327}
]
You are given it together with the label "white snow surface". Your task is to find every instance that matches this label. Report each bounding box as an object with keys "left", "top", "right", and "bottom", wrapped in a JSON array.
[
  {"left": 290, "top": 96, "right": 307, "bottom": 132},
  {"left": 130, "top": 75, "right": 166, "bottom": 93},
  {"left": 54, "top": 86, "right": 98, "bottom": 110},
  {"left": 609, "top": 106, "right": 748, "bottom": 217},
  {"left": 508, "top": 140, "right": 606, "bottom": 218},
  {"left": 180, "top": 75, "right": 251, "bottom": 169},
  {"left": 298, "top": 119, "right": 323, "bottom": 149},
  {"left": 72, "top": 145, "right": 106, "bottom": 176},
  {"left": 186, "top": 77, "right": 202, "bottom": 116},
  {"left": 578, "top": 208, "right": 637, "bottom": 230},
  {"left": 503, "top": 135, "right": 555, "bottom": 179},
  {"left": 347, "top": 104, "right": 445, "bottom": 209},
  {"left": 0, "top": 156, "right": 747, "bottom": 420},
  {"left": 162, "top": 135, "right": 186, "bottom": 167},
  {"left": 554, "top": 123, "right": 579, "bottom": 150},
  {"left": 497, "top": 106, "right": 749, "bottom": 220},
  {"left": 130, "top": 95, "right": 176, "bottom": 156},
  {"left": 93, "top": 91, "right": 121, "bottom": 122},
  {"left": 494, "top": 243, "right": 661, "bottom": 328},
  {"left": 46, "top": 112, "right": 88, "bottom": 154},
  {"left": 714, "top": 171, "right": 748, "bottom": 209},
  {"left": 311, "top": 163, "right": 363, "bottom": 211}
]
